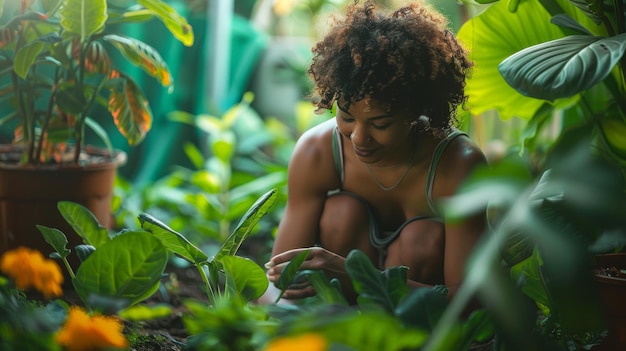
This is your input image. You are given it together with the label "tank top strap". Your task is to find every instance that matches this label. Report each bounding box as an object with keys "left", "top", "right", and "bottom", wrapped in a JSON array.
[
  {"left": 425, "top": 130, "right": 468, "bottom": 214},
  {"left": 331, "top": 126, "right": 345, "bottom": 186}
]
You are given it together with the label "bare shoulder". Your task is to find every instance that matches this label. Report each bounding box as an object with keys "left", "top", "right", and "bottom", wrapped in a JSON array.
[
  {"left": 433, "top": 131, "right": 487, "bottom": 198},
  {"left": 288, "top": 118, "right": 340, "bottom": 193}
]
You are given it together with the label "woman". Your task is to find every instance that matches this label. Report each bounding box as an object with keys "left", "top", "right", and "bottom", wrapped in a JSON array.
[{"left": 264, "top": 0, "right": 486, "bottom": 304}]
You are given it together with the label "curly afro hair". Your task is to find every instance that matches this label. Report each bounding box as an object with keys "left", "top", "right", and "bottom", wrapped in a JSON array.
[{"left": 308, "top": 0, "right": 473, "bottom": 132}]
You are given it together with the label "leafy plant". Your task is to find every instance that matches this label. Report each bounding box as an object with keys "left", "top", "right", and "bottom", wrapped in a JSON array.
[
  {"left": 457, "top": 0, "right": 626, "bottom": 169},
  {"left": 0, "top": 0, "right": 193, "bottom": 164},
  {"left": 38, "top": 189, "right": 277, "bottom": 311}
]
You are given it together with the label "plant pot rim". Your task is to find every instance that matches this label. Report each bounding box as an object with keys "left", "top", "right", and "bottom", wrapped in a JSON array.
[
  {"left": 594, "top": 252, "right": 626, "bottom": 285},
  {"left": 0, "top": 144, "right": 127, "bottom": 171}
]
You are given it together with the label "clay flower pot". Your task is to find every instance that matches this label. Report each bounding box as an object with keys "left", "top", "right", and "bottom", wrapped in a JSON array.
[{"left": 593, "top": 253, "right": 626, "bottom": 350}]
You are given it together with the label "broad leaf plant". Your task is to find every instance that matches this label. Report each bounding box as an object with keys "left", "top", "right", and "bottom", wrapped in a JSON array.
[{"left": 457, "top": 0, "right": 626, "bottom": 169}]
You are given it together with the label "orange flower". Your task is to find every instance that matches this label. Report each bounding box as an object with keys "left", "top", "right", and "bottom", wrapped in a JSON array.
[
  {"left": 264, "top": 333, "right": 328, "bottom": 351},
  {"left": 56, "top": 306, "right": 129, "bottom": 351},
  {"left": 0, "top": 246, "right": 63, "bottom": 298}
]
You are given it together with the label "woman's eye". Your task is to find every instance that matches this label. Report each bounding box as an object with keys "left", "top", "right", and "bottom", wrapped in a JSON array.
[
  {"left": 340, "top": 115, "right": 354, "bottom": 123},
  {"left": 372, "top": 123, "right": 391, "bottom": 130}
]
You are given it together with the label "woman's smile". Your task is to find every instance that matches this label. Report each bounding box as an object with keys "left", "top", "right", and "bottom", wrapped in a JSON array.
[{"left": 353, "top": 145, "right": 376, "bottom": 158}]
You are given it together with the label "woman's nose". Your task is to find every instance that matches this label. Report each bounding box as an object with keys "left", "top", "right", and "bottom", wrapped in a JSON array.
[{"left": 349, "top": 128, "right": 370, "bottom": 144}]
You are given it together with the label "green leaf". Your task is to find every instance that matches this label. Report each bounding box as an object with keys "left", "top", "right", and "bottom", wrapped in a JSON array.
[
  {"left": 36, "top": 225, "right": 71, "bottom": 259},
  {"left": 510, "top": 248, "right": 551, "bottom": 308},
  {"left": 56, "top": 83, "right": 88, "bottom": 115},
  {"left": 395, "top": 286, "right": 449, "bottom": 331},
  {"left": 73, "top": 231, "right": 168, "bottom": 307},
  {"left": 499, "top": 34, "right": 626, "bottom": 100},
  {"left": 60, "top": 0, "right": 107, "bottom": 41},
  {"left": 299, "top": 270, "right": 348, "bottom": 305},
  {"left": 14, "top": 41, "right": 44, "bottom": 78},
  {"left": 84, "top": 117, "right": 114, "bottom": 157},
  {"left": 137, "top": 0, "right": 194, "bottom": 46},
  {"left": 118, "top": 303, "right": 173, "bottom": 321},
  {"left": 441, "top": 155, "right": 533, "bottom": 221},
  {"left": 211, "top": 129, "right": 236, "bottom": 163},
  {"left": 345, "top": 249, "right": 397, "bottom": 312},
  {"left": 106, "top": 74, "right": 153, "bottom": 145},
  {"left": 57, "top": 201, "right": 110, "bottom": 248},
  {"left": 456, "top": 0, "right": 600, "bottom": 119},
  {"left": 306, "top": 311, "right": 428, "bottom": 351},
  {"left": 274, "top": 250, "right": 310, "bottom": 292},
  {"left": 104, "top": 34, "right": 173, "bottom": 87},
  {"left": 75, "top": 244, "right": 95, "bottom": 262},
  {"left": 221, "top": 255, "right": 269, "bottom": 301},
  {"left": 213, "top": 189, "right": 277, "bottom": 261},
  {"left": 138, "top": 213, "right": 208, "bottom": 264}
]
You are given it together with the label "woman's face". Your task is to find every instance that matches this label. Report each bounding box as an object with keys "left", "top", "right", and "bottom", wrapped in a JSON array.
[{"left": 335, "top": 99, "right": 416, "bottom": 166}]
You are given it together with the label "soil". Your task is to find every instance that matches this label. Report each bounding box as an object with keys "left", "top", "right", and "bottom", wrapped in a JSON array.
[
  {"left": 595, "top": 266, "right": 626, "bottom": 278},
  {"left": 122, "top": 264, "right": 210, "bottom": 351}
]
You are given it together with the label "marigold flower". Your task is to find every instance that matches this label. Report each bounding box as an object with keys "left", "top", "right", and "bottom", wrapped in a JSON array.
[
  {"left": 56, "top": 306, "right": 129, "bottom": 351},
  {"left": 0, "top": 246, "right": 63, "bottom": 298},
  {"left": 264, "top": 333, "right": 328, "bottom": 351}
]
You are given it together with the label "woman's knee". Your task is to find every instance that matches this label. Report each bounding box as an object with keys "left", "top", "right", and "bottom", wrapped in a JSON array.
[
  {"left": 319, "top": 193, "right": 374, "bottom": 257},
  {"left": 320, "top": 193, "right": 370, "bottom": 233}
]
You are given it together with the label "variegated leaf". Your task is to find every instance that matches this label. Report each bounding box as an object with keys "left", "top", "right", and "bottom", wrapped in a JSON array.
[
  {"left": 107, "top": 73, "right": 152, "bottom": 145},
  {"left": 104, "top": 34, "right": 173, "bottom": 87},
  {"left": 138, "top": 0, "right": 194, "bottom": 46}
]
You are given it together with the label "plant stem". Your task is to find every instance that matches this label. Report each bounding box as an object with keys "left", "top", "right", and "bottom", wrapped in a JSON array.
[
  {"left": 62, "top": 257, "right": 76, "bottom": 280},
  {"left": 196, "top": 263, "right": 217, "bottom": 305},
  {"left": 36, "top": 67, "right": 60, "bottom": 163}
]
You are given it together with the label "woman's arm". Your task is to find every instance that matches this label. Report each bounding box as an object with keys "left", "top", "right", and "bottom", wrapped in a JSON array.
[
  {"left": 435, "top": 137, "right": 488, "bottom": 302},
  {"left": 264, "top": 120, "right": 342, "bottom": 300}
]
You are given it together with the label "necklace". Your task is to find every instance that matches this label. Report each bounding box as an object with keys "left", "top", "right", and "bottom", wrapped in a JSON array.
[{"left": 366, "top": 148, "right": 419, "bottom": 191}]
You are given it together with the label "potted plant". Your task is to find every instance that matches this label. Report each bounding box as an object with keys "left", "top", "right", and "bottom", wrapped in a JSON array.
[{"left": 0, "top": 0, "right": 193, "bottom": 261}]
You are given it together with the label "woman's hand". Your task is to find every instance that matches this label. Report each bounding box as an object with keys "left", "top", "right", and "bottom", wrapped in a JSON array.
[{"left": 265, "top": 246, "right": 347, "bottom": 300}]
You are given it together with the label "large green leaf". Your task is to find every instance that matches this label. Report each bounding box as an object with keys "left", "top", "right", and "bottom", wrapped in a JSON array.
[
  {"left": 213, "top": 189, "right": 277, "bottom": 261},
  {"left": 456, "top": 0, "right": 600, "bottom": 119},
  {"left": 59, "top": 0, "right": 107, "bottom": 41},
  {"left": 137, "top": 0, "right": 194, "bottom": 47},
  {"left": 221, "top": 255, "right": 268, "bottom": 301},
  {"left": 138, "top": 213, "right": 208, "bottom": 264},
  {"left": 107, "top": 74, "right": 153, "bottom": 145},
  {"left": 499, "top": 34, "right": 626, "bottom": 100},
  {"left": 57, "top": 201, "right": 110, "bottom": 248},
  {"left": 395, "top": 286, "right": 448, "bottom": 331},
  {"left": 73, "top": 231, "right": 168, "bottom": 306},
  {"left": 104, "top": 34, "right": 172, "bottom": 87},
  {"left": 345, "top": 249, "right": 405, "bottom": 312}
]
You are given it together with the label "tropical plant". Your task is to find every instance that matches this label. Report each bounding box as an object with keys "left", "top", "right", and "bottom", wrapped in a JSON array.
[
  {"left": 457, "top": 0, "right": 625, "bottom": 171},
  {"left": 0, "top": 0, "right": 193, "bottom": 165}
]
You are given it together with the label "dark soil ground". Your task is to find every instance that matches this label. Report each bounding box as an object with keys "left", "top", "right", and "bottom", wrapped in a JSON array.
[{"left": 122, "top": 264, "right": 208, "bottom": 351}]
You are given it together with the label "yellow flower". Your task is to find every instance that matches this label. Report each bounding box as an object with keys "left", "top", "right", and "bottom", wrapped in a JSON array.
[
  {"left": 56, "top": 306, "right": 129, "bottom": 351},
  {"left": 264, "top": 333, "right": 328, "bottom": 351},
  {"left": 0, "top": 246, "right": 63, "bottom": 298}
]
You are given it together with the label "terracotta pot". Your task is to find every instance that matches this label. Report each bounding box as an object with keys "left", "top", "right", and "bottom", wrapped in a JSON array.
[
  {"left": 593, "top": 253, "right": 626, "bottom": 351},
  {"left": 0, "top": 146, "right": 127, "bottom": 278}
]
